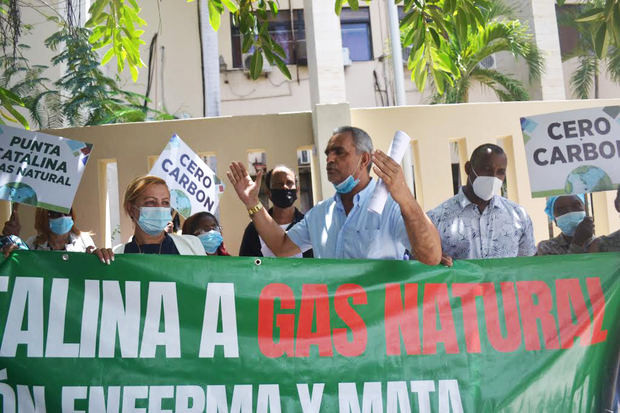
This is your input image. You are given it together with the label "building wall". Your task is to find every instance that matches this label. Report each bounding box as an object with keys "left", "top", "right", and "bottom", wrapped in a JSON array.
[
  {"left": 4, "top": 99, "right": 619, "bottom": 255},
  {"left": 16, "top": 0, "right": 620, "bottom": 120}
]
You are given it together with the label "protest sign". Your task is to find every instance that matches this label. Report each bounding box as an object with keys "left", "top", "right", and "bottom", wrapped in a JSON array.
[
  {"left": 520, "top": 106, "right": 620, "bottom": 197},
  {"left": 0, "top": 125, "right": 92, "bottom": 213},
  {"left": 149, "top": 134, "right": 221, "bottom": 218},
  {"left": 0, "top": 251, "right": 618, "bottom": 412}
]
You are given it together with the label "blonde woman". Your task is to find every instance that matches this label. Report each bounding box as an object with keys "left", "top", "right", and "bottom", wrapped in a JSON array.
[{"left": 93, "top": 175, "right": 203, "bottom": 263}]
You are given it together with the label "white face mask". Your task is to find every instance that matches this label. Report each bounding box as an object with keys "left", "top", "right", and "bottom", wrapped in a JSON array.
[{"left": 470, "top": 168, "right": 503, "bottom": 201}]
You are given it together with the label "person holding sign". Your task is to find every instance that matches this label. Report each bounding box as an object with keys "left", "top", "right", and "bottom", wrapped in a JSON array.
[
  {"left": 427, "top": 144, "right": 536, "bottom": 266},
  {"left": 2, "top": 204, "right": 95, "bottom": 252},
  {"left": 239, "top": 165, "right": 313, "bottom": 258},
  {"left": 536, "top": 195, "right": 594, "bottom": 255},
  {"left": 227, "top": 126, "right": 441, "bottom": 263},
  {"left": 588, "top": 186, "right": 620, "bottom": 252},
  {"left": 92, "top": 176, "right": 203, "bottom": 264},
  {"left": 182, "top": 212, "right": 230, "bottom": 256}
]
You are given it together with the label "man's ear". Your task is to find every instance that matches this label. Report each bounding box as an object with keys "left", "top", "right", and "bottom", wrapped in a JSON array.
[
  {"left": 362, "top": 151, "right": 372, "bottom": 171},
  {"left": 464, "top": 161, "right": 471, "bottom": 176}
]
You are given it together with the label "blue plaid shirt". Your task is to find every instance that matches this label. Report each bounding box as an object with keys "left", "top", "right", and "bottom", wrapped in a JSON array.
[{"left": 427, "top": 188, "right": 536, "bottom": 259}]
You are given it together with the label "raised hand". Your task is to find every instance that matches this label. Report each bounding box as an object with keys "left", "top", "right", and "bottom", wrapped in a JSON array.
[
  {"left": 371, "top": 149, "right": 411, "bottom": 206},
  {"left": 573, "top": 216, "right": 594, "bottom": 246},
  {"left": 226, "top": 162, "right": 263, "bottom": 208},
  {"left": 2, "top": 203, "right": 21, "bottom": 236}
]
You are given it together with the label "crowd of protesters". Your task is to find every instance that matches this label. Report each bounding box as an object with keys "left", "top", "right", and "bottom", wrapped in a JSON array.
[{"left": 1, "top": 125, "right": 619, "bottom": 262}]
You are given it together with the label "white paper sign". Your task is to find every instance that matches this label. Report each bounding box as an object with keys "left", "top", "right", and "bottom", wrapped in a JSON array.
[
  {"left": 149, "top": 134, "right": 221, "bottom": 218},
  {"left": 0, "top": 125, "right": 93, "bottom": 213},
  {"left": 520, "top": 106, "right": 620, "bottom": 197},
  {"left": 368, "top": 130, "right": 412, "bottom": 214}
]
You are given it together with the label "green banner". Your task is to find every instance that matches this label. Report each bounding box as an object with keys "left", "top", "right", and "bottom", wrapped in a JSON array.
[{"left": 0, "top": 251, "right": 618, "bottom": 412}]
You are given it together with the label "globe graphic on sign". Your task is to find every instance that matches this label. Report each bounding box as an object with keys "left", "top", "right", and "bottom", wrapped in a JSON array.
[
  {"left": 564, "top": 165, "right": 613, "bottom": 193},
  {"left": 0, "top": 182, "right": 37, "bottom": 204},
  {"left": 170, "top": 189, "right": 191, "bottom": 217}
]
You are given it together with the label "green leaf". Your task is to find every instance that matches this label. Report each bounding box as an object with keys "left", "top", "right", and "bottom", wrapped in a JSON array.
[
  {"left": 208, "top": 0, "right": 222, "bottom": 31},
  {"left": 268, "top": 0, "right": 277, "bottom": 15},
  {"left": 271, "top": 55, "right": 291, "bottom": 79},
  {"left": 250, "top": 49, "right": 264, "bottom": 79},
  {"left": 335, "top": 0, "right": 344, "bottom": 14},
  {"left": 242, "top": 34, "right": 254, "bottom": 53},
  {"left": 349, "top": 0, "right": 359, "bottom": 10},
  {"left": 129, "top": 65, "right": 139, "bottom": 82},
  {"left": 101, "top": 48, "right": 115, "bottom": 65},
  {"left": 87, "top": 0, "right": 108, "bottom": 25},
  {"left": 221, "top": 0, "right": 238, "bottom": 13},
  {"left": 576, "top": 8, "right": 604, "bottom": 23},
  {"left": 594, "top": 23, "right": 609, "bottom": 58}
]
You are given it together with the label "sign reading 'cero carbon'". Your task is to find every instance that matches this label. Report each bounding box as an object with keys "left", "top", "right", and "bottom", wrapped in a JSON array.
[
  {"left": 0, "top": 252, "right": 617, "bottom": 412},
  {"left": 0, "top": 125, "right": 92, "bottom": 213},
  {"left": 149, "top": 134, "right": 220, "bottom": 218},
  {"left": 520, "top": 106, "right": 620, "bottom": 197}
]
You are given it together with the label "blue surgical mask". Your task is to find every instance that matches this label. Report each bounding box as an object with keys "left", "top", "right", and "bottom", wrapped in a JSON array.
[
  {"left": 555, "top": 211, "right": 586, "bottom": 236},
  {"left": 333, "top": 159, "right": 362, "bottom": 194},
  {"left": 49, "top": 216, "right": 74, "bottom": 235},
  {"left": 198, "top": 230, "right": 223, "bottom": 254},
  {"left": 137, "top": 207, "right": 171, "bottom": 236}
]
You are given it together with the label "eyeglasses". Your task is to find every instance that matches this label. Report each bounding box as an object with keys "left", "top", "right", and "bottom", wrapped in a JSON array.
[{"left": 195, "top": 226, "right": 222, "bottom": 235}]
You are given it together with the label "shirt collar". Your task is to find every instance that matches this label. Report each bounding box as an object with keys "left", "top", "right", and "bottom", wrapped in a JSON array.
[
  {"left": 457, "top": 187, "right": 503, "bottom": 210},
  {"left": 334, "top": 178, "right": 376, "bottom": 210}
]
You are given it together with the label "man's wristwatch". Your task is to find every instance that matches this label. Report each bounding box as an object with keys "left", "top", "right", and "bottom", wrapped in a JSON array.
[{"left": 247, "top": 202, "right": 263, "bottom": 218}]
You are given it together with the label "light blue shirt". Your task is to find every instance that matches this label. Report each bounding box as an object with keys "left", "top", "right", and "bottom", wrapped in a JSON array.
[
  {"left": 427, "top": 188, "right": 536, "bottom": 259},
  {"left": 287, "top": 179, "right": 411, "bottom": 259}
]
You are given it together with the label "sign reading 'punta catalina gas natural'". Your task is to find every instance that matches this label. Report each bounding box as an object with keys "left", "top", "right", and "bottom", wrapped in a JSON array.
[
  {"left": 520, "top": 106, "right": 620, "bottom": 197},
  {"left": 0, "top": 125, "right": 92, "bottom": 213}
]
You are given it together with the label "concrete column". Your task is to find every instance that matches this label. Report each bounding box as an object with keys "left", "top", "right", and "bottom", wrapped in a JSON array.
[
  {"left": 516, "top": 0, "right": 566, "bottom": 100},
  {"left": 312, "top": 103, "right": 351, "bottom": 201},
  {"left": 302, "top": 0, "right": 347, "bottom": 106},
  {"left": 199, "top": 0, "right": 221, "bottom": 116},
  {"left": 303, "top": 0, "right": 349, "bottom": 202}
]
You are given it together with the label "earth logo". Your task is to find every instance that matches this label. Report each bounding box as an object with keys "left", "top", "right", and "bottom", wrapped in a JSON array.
[
  {"left": 564, "top": 165, "right": 613, "bottom": 193},
  {"left": 171, "top": 189, "right": 192, "bottom": 217},
  {"left": 0, "top": 182, "right": 37, "bottom": 205}
]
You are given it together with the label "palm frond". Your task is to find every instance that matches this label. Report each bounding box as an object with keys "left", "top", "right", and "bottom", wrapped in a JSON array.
[
  {"left": 570, "top": 55, "right": 597, "bottom": 98},
  {"left": 471, "top": 67, "right": 530, "bottom": 101}
]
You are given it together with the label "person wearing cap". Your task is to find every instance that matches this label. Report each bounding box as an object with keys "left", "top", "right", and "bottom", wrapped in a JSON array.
[
  {"left": 536, "top": 195, "right": 594, "bottom": 255},
  {"left": 427, "top": 143, "right": 536, "bottom": 266}
]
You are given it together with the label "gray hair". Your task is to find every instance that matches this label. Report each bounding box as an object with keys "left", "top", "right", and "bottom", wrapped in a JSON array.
[{"left": 333, "top": 126, "right": 373, "bottom": 172}]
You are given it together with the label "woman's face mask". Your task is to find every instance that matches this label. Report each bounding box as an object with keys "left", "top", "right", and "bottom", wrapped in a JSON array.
[
  {"left": 136, "top": 207, "right": 172, "bottom": 236},
  {"left": 555, "top": 211, "right": 586, "bottom": 236},
  {"left": 198, "top": 230, "right": 223, "bottom": 254},
  {"left": 49, "top": 216, "right": 74, "bottom": 235}
]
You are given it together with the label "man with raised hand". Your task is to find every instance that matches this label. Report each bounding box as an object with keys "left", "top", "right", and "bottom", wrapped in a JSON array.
[
  {"left": 227, "top": 126, "right": 441, "bottom": 264},
  {"left": 427, "top": 143, "right": 536, "bottom": 266}
]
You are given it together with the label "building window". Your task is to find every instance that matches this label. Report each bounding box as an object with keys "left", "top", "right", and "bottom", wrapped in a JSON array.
[
  {"left": 231, "top": 10, "right": 305, "bottom": 68},
  {"left": 555, "top": 4, "right": 582, "bottom": 57},
  {"left": 340, "top": 8, "right": 372, "bottom": 61}
]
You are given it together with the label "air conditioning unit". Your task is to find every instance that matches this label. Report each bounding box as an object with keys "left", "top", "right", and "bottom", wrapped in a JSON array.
[
  {"left": 479, "top": 54, "right": 496, "bottom": 70},
  {"left": 342, "top": 47, "right": 352, "bottom": 66},
  {"left": 242, "top": 52, "right": 272, "bottom": 74},
  {"left": 295, "top": 39, "right": 308, "bottom": 66}
]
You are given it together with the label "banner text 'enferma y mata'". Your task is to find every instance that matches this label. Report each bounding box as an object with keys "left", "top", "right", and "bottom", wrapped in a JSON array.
[{"left": 0, "top": 251, "right": 617, "bottom": 412}]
